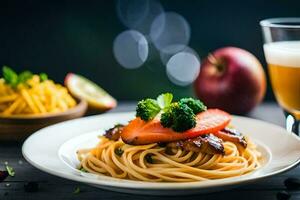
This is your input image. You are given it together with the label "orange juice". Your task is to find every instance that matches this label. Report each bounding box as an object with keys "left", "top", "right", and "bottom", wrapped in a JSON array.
[{"left": 264, "top": 41, "right": 300, "bottom": 119}]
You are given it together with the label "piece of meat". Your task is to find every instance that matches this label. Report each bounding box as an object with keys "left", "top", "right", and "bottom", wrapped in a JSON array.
[
  {"left": 166, "top": 134, "right": 224, "bottom": 155},
  {"left": 103, "top": 124, "right": 124, "bottom": 141},
  {"left": 214, "top": 127, "right": 247, "bottom": 147},
  {"left": 121, "top": 109, "right": 231, "bottom": 145}
]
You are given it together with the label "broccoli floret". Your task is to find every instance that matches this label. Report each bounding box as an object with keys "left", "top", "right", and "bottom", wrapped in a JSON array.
[
  {"left": 136, "top": 99, "right": 161, "bottom": 121},
  {"left": 179, "top": 98, "right": 207, "bottom": 114},
  {"left": 136, "top": 94, "right": 200, "bottom": 132},
  {"left": 171, "top": 103, "right": 196, "bottom": 132},
  {"left": 160, "top": 108, "right": 173, "bottom": 128},
  {"left": 160, "top": 103, "right": 196, "bottom": 132}
]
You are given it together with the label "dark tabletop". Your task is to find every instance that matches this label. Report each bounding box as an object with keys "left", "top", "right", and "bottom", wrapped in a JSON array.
[{"left": 1, "top": 102, "right": 299, "bottom": 200}]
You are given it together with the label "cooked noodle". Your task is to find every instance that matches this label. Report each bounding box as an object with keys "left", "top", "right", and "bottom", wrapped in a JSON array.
[{"left": 77, "top": 136, "right": 261, "bottom": 182}]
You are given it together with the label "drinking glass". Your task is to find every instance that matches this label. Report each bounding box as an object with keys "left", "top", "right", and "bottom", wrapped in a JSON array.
[{"left": 260, "top": 18, "right": 300, "bottom": 135}]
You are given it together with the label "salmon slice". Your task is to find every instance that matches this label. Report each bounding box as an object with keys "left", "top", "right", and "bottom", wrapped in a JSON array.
[{"left": 121, "top": 109, "right": 231, "bottom": 145}]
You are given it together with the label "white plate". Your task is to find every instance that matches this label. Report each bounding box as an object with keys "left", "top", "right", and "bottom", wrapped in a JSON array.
[{"left": 22, "top": 112, "right": 300, "bottom": 195}]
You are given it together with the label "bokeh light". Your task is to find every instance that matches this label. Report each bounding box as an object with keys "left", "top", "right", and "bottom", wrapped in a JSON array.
[
  {"left": 160, "top": 45, "right": 199, "bottom": 65},
  {"left": 150, "top": 12, "right": 191, "bottom": 54},
  {"left": 116, "top": 0, "right": 149, "bottom": 29},
  {"left": 166, "top": 52, "right": 200, "bottom": 86},
  {"left": 115, "top": 1, "right": 198, "bottom": 87},
  {"left": 116, "top": 0, "right": 164, "bottom": 36},
  {"left": 113, "top": 30, "right": 149, "bottom": 69}
]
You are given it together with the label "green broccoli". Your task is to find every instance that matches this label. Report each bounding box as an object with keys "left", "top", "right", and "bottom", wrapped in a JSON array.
[
  {"left": 136, "top": 98, "right": 161, "bottom": 121},
  {"left": 160, "top": 107, "right": 173, "bottom": 128},
  {"left": 136, "top": 94, "right": 202, "bottom": 132},
  {"left": 179, "top": 98, "right": 207, "bottom": 114},
  {"left": 160, "top": 103, "right": 196, "bottom": 132}
]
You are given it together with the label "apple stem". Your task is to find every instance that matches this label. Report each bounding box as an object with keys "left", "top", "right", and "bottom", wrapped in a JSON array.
[
  {"left": 207, "top": 54, "right": 218, "bottom": 65},
  {"left": 207, "top": 53, "right": 225, "bottom": 73}
]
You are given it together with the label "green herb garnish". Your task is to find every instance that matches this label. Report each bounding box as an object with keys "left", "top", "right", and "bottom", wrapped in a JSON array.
[
  {"left": 145, "top": 154, "right": 154, "bottom": 164},
  {"left": 79, "top": 167, "right": 87, "bottom": 173},
  {"left": 157, "top": 93, "right": 173, "bottom": 110},
  {"left": 18, "top": 71, "right": 33, "bottom": 84},
  {"left": 1, "top": 66, "right": 48, "bottom": 87},
  {"left": 39, "top": 73, "right": 48, "bottom": 81},
  {"left": 114, "top": 148, "right": 124, "bottom": 156},
  {"left": 2, "top": 66, "right": 19, "bottom": 88},
  {"left": 73, "top": 186, "right": 80, "bottom": 194},
  {"left": 2, "top": 66, "right": 48, "bottom": 88},
  {"left": 5, "top": 164, "right": 15, "bottom": 177}
]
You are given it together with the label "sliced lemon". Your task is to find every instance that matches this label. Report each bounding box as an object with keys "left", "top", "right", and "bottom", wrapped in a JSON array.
[{"left": 65, "top": 73, "right": 117, "bottom": 111}]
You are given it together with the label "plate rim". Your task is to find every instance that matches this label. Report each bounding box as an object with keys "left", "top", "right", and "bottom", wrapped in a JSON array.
[{"left": 22, "top": 112, "right": 300, "bottom": 190}]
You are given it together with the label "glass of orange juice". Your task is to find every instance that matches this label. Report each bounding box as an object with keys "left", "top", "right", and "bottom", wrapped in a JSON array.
[{"left": 261, "top": 18, "right": 300, "bottom": 135}]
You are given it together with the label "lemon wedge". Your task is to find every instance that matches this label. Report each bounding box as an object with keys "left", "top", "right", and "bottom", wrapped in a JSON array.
[{"left": 65, "top": 73, "right": 117, "bottom": 111}]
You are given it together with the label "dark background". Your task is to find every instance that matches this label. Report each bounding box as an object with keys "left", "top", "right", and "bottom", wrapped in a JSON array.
[{"left": 0, "top": 0, "right": 299, "bottom": 101}]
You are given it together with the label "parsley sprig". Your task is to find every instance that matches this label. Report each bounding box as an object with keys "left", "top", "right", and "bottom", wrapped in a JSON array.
[
  {"left": 2, "top": 66, "right": 48, "bottom": 88},
  {"left": 5, "top": 163, "right": 15, "bottom": 177}
]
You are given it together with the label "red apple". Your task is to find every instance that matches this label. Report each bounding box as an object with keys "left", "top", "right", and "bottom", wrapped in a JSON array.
[{"left": 194, "top": 47, "right": 266, "bottom": 114}]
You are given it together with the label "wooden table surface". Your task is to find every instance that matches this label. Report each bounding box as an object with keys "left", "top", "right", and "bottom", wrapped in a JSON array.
[{"left": 1, "top": 102, "right": 300, "bottom": 200}]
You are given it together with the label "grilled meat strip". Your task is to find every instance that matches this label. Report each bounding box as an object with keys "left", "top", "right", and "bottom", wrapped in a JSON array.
[
  {"left": 104, "top": 124, "right": 124, "bottom": 141},
  {"left": 166, "top": 134, "right": 224, "bottom": 155},
  {"left": 215, "top": 127, "right": 247, "bottom": 148}
]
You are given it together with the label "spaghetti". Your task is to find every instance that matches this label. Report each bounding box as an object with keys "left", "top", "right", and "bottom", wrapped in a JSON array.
[
  {"left": 77, "top": 136, "right": 261, "bottom": 182},
  {"left": 0, "top": 75, "right": 77, "bottom": 115}
]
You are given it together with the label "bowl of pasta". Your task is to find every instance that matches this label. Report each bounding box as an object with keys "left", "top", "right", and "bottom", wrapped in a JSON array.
[{"left": 0, "top": 67, "right": 88, "bottom": 140}]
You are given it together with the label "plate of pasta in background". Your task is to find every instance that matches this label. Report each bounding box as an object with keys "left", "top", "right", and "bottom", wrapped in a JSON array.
[{"left": 22, "top": 93, "right": 300, "bottom": 195}]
